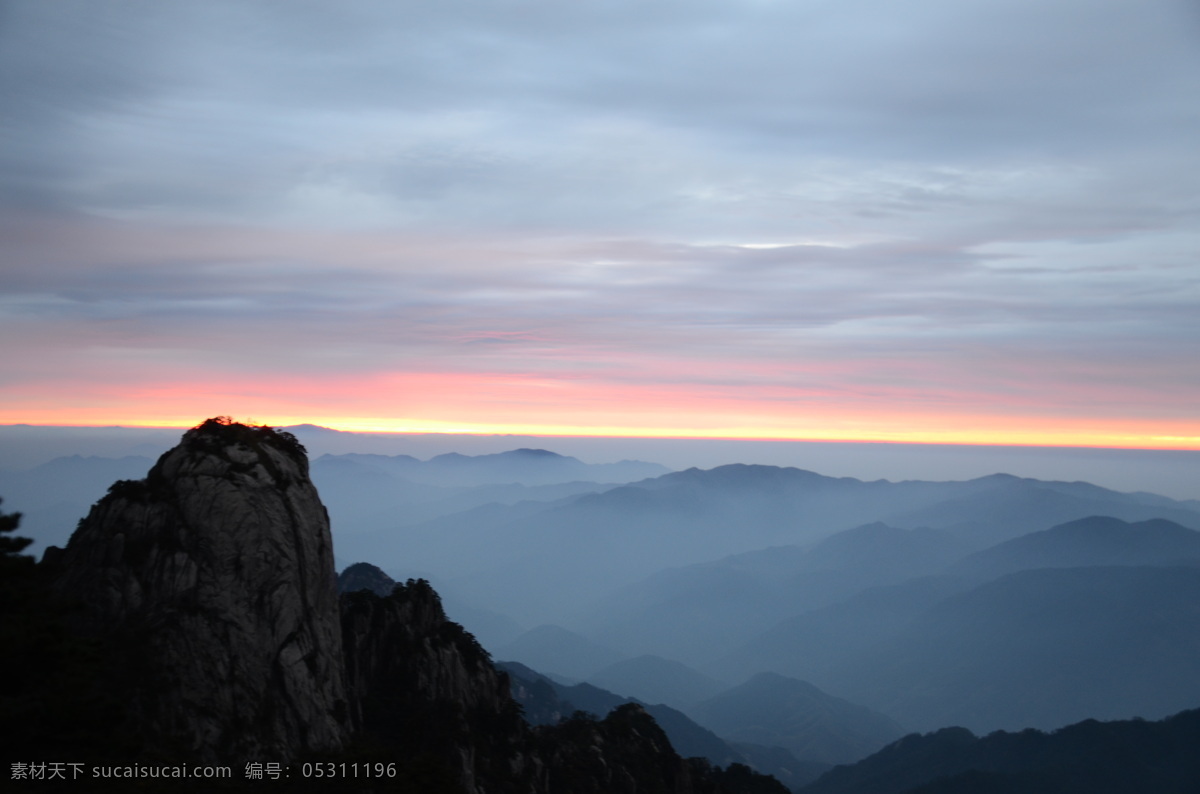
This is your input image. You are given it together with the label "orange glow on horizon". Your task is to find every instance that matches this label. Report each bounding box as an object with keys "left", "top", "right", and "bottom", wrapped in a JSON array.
[
  {"left": 3, "top": 369, "right": 1198, "bottom": 452},
  {"left": 2, "top": 412, "right": 1198, "bottom": 452}
]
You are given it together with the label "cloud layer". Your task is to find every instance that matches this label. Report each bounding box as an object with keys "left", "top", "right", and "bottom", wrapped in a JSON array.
[{"left": 2, "top": 0, "right": 1198, "bottom": 445}]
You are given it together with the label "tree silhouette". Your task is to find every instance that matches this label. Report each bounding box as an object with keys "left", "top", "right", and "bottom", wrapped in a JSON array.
[
  {"left": 0, "top": 497, "right": 124, "bottom": 760},
  {"left": 0, "top": 497, "right": 29, "bottom": 557}
]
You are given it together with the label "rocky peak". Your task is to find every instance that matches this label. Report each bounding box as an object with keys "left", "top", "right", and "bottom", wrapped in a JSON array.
[
  {"left": 337, "top": 561, "right": 398, "bottom": 597},
  {"left": 48, "top": 417, "right": 349, "bottom": 763},
  {"left": 535, "top": 704, "right": 728, "bottom": 794},
  {"left": 339, "top": 580, "right": 765, "bottom": 794},
  {"left": 341, "top": 579, "right": 528, "bottom": 793}
]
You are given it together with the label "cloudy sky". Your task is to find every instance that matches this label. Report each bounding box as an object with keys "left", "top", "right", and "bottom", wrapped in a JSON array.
[{"left": 2, "top": 0, "right": 1199, "bottom": 448}]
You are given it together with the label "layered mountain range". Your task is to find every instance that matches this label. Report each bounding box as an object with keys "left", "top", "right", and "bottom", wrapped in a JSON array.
[
  {"left": 7, "top": 419, "right": 780, "bottom": 792},
  {"left": 5, "top": 420, "right": 1200, "bottom": 792},
  {"left": 323, "top": 463, "right": 1200, "bottom": 631}
]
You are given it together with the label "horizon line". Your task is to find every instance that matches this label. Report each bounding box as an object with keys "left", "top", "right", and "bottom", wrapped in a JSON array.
[{"left": 4, "top": 421, "right": 1199, "bottom": 454}]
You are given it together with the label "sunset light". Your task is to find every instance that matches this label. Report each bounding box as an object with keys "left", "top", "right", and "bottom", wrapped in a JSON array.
[{"left": 2, "top": 1, "right": 1198, "bottom": 457}]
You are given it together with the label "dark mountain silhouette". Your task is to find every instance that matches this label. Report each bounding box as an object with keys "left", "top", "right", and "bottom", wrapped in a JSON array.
[
  {"left": 337, "top": 560, "right": 526, "bottom": 650},
  {"left": 338, "top": 560, "right": 400, "bottom": 596},
  {"left": 689, "top": 672, "right": 906, "bottom": 766},
  {"left": 951, "top": 515, "right": 1200, "bottom": 580},
  {"left": 1, "top": 497, "right": 121, "bottom": 761},
  {"left": 45, "top": 419, "right": 350, "bottom": 763},
  {"left": 535, "top": 703, "right": 778, "bottom": 794},
  {"left": 339, "top": 578, "right": 534, "bottom": 790},
  {"left": 500, "top": 661, "right": 816, "bottom": 791},
  {"left": 504, "top": 661, "right": 745, "bottom": 762},
  {"left": 342, "top": 579, "right": 770, "bottom": 793},
  {"left": 799, "top": 708, "right": 1200, "bottom": 794},
  {"left": 9, "top": 419, "right": 781, "bottom": 793}
]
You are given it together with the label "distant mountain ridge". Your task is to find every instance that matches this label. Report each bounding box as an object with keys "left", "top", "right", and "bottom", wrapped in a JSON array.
[
  {"left": 0, "top": 454, "right": 156, "bottom": 555},
  {"left": 437, "top": 462, "right": 1200, "bottom": 627},
  {"left": 951, "top": 515, "right": 1200, "bottom": 579},
  {"left": 315, "top": 447, "right": 670, "bottom": 487},
  {"left": 689, "top": 672, "right": 906, "bottom": 766}
]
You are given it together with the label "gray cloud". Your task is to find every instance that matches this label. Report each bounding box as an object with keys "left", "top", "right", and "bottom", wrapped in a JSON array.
[
  {"left": 5, "top": 1, "right": 1198, "bottom": 227},
  {"left": 1, "top": 0, "right": 1197, "bottom": 432}
]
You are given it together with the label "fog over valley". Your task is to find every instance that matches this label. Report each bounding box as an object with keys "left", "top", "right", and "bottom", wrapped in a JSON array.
[{"left": 5, "top": 422, "right": 1200, "bottom": 791}]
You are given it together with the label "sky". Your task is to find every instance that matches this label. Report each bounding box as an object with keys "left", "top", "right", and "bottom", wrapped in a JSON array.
[{"left": 2, "top": 0, "right": 1199, "bottom": 449}]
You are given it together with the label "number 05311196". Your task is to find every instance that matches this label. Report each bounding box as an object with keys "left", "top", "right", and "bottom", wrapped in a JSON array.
[{"left": 301, "top": 762, "right": 398, "bottom": 778}]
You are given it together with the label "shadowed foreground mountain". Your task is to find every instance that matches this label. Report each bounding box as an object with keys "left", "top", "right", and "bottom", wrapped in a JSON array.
[
  {"left": 338, "top": 563, "right": 806, "bottom": 790},
  {"left": 42, "top": 419, "right": 349, "bottom": 762},
  {"left": 5, "top": 419, "right": 780, "bottom": 793},
  {"left": 491, "top": 658, "right": 822, "bottom": 791}
]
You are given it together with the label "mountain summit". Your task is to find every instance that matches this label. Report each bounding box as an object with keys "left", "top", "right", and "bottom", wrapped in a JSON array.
[{"left": 47, "top": 417, "right": 350, "bottom": 762}]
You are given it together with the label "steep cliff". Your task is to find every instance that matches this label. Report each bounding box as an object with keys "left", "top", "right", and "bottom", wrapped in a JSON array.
[
  {"left": 341, "top": 577, "right": 779, "bottom": 794},
  {"left": 47, "top": 417, "right": 350, "bottom": 763},
  {"left": 535, "top": 704, "right": 730, "bottom": 794},
  {"left": 341, "top": 578, "right": 534, "bottom": 793}
]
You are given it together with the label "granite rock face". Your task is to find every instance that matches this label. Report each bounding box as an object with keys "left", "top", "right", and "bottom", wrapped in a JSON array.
[
  {"left": 535, "top": 704, "right": 729, "bottom": 794},
  {"left": 341, "top": 579, "right": 535, "bottom": 793},
  {"left": 49, "top": 418, "right": 350, "bottom": 763},
  {"left": 340, "top": 579, "right": 752, "bottom": 794}
]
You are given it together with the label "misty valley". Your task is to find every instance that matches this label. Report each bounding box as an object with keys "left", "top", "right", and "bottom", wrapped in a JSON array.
[{"left": 3, "top": 420, "right": 1200, "bottom": 793}]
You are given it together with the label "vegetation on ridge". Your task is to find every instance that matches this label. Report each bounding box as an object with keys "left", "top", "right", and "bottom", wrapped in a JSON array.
[{"left": 186, "top": 415, "right": 308, "bottom": 465}]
